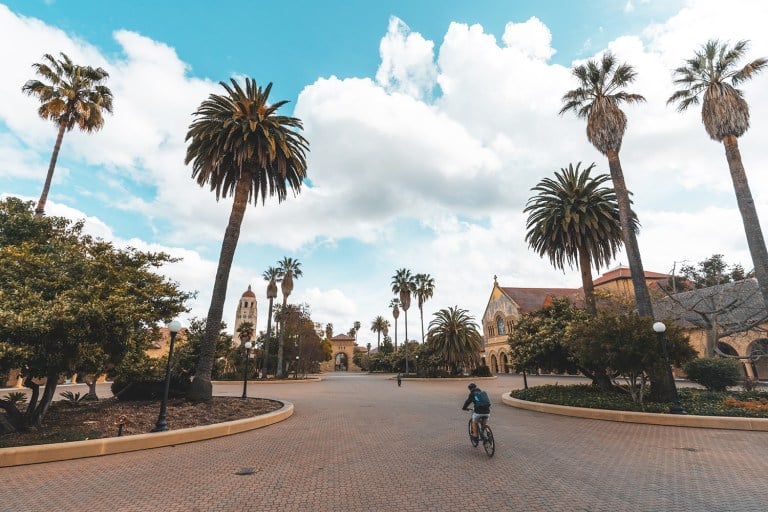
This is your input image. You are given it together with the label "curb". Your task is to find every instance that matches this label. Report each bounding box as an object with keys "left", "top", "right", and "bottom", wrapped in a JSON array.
[
  {"left": 212, "top": 377, "right": 321, "bottom": 385},
  {"left": 0, "top": 400, "right": 294, "bottom": 468},
  {"left": 502, "top": 393, "right": 768, "bottom": 431}
]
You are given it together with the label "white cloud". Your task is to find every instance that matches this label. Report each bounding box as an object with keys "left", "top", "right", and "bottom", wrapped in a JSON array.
[
  {"left": 501, "top": 17, "right": 556, "bottom": 61},
  {"left": 375, "top": 16, "right": 437, "bottom": 100}
]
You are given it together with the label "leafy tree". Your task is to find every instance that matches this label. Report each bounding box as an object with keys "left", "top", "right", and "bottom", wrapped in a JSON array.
[
  {"left": 426, "top": 306, "right": 483, "bottom": 372},
  {"left": 171, "top": 318, "right": 234, "bottom": 380},
  {"left": 679, "top": 254, "right": 750, "bottom": 289},
  {"left": 414, "top": 273, "right": 435, "bottom": 343},
  {"left": 276, "top": 257, "right": 303, "bottom": 377},
  {"left": 0, "top": 199, "right": 189, "bottom": 431},
  {"left": 325, "top": 323, "right": 334, "bottom": 340},
  {"left": 668, "top": 40, "right": 768, "bottom": 308},
  {"left": 507, "top": 298, "right": 586, "bottom": 377},
  {"left": 22, "top": 52, "right": 113, "bottom": 216},
  {"left": 560, "top": 53, "right": 653, "bottom": 319},
  {"left": 184, "top": 79, "right": 308, "bottom": 400},
  {"left": 566, "top": 312, "right": 696, "bottom": 402},
  {"left": 524, "top": 162, "right": 633, "bottom": 314}
]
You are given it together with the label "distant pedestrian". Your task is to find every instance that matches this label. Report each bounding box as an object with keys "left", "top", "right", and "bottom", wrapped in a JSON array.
[{"left": 397, "top": 373, "right": 402, "bottom": 387}]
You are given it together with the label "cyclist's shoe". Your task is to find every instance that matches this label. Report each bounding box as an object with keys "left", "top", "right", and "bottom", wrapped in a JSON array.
[{"left": 471, "top": 436, "right": 479, "bottom": 447}]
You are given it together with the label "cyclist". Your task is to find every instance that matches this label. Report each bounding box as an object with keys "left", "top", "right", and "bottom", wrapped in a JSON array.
[{"left": 462, "top": 382, "right": 490, "bottom": 443}]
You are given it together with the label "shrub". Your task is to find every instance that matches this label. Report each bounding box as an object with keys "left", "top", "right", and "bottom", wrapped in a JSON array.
[
  {"left": 2, "top": 391, "right": 27, "bottom": 406},
  {"left": 111, "top": 375, "right": 190, "bottom": 401},
  {"left": 471, "top": 365, "right": 493, "bottom": 377},
  {"left": 684, "top": 357, "right": 742, "bottom": 392},
  {"left": 59, "top": 391, "right": 88, "bottom": 406}
]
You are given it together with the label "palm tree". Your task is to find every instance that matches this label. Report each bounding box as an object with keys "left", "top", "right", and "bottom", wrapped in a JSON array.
[
  {"left": 524, "top": 162, "right": 633, "bottom": 315},
  {"left": 559, "top": 52, "right": 653, "bottom": 318},
  {"left": 390, "top": 298, "right": 400, "bottom": 350},
  {"left": 22, "top": 52, "right": 113, "bottom": 216},
  {"left": 370, "top": 316, "right": 389, "bottom": 350},
  {"left": 353, "top": 320, "right": 361, "bottom": 343},
  {"left": 276, "top": 256, "right": 303, "bottom": 377},
  {"left": 261, "top": 266, "right": 280, "bottom": 378},
  {"left": 667, "top": 39, "right": 768, "bottom": 308},
  {"left": 325, "top": 323, "right": 333, "bottom": 339},
  {"left": 414, "top": 273, "right": 435, "bottom": 343},
  {"left": 184, "top": 78, "right": 308, "bottom": 400},
  {"left": 426, "top": 306, "right": 483, "bottom": 372},
  {"left": 392, "top": 268, "right": 415, "bottom": 372}
]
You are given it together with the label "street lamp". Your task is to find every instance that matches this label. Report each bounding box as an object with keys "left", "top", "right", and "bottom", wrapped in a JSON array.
[
  {"left": 241, "top": 339, "right": 253, "bottom": 400},
  {"left": 294, "top": 355, "right": 299, "bottom": 380},
  {"left": 415, "top": 354, "right": 419, "bottom": 377},
  {"left": 152, "top": 320, "right": 182, "bottom": 432},
  {"left": 653, "top": 321, "right": 686, "bottom": 415}
]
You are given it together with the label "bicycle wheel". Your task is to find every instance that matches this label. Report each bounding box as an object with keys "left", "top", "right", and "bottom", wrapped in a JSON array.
[
  {"left": 468, "top": 418, "right": 478, "bottom": 447},
  {"left": 482, "top": 425, "right": 495, "bottom": 457}
]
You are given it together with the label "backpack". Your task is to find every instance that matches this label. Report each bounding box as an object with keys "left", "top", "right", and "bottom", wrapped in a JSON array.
[{"left": 474, "top": 390, "right": 491, "bottom": 408}]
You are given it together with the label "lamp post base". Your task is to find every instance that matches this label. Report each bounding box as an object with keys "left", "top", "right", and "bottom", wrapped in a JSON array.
[{"left": 669, "top": 403, "right": 687, "bottom": 415}]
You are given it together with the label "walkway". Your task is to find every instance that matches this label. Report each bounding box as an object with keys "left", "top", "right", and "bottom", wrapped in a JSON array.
[{"left": 2, "top": 374, "right": 767, "bottom": 511}]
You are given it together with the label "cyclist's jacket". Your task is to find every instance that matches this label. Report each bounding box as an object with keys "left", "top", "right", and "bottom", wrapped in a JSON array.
[{"left": 462, "top": 388, "right": 491, "bottom": 414}]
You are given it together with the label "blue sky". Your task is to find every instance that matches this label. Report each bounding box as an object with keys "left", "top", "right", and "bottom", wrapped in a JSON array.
[{"left": 2, "top": 0, "right": 768, "bottom": 343}]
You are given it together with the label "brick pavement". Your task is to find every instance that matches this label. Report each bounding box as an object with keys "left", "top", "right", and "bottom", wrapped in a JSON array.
[{"left": 2, "top": 374, "right": 767, "bottom": 511}]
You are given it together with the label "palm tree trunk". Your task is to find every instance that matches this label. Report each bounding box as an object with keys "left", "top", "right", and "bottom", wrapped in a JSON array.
[
  {"left": 605, "top": 150, "right": 654, "bottom": 318},
  {"left": 188, "top": 176, "right": 250, "bottom": 401},
  {"left": 578, "top": 249, "right": 597, "bottom": 315},
  {"left": 394, "top": 319, "right": 398, "bottom": 351},
  {"left": 420, "top": 306, "right": 425, "bottom": 343},
  {"left": 36, "top": 123, "right": 67, "bottom": 217},
  {"left": 404, "top": 310, "right": 409, "bottom": 373},
  {"left": 262, "top": 297, "right": 274, "bottom": 378},
  {"left": 377, "top": 331, "right": 381, "bottom": 350},
  {"left": 276, "top": 298, "right": 287, "bottom": 378},
  {"left": 723, "top": 135, "right": 768, "bottom": 309}
]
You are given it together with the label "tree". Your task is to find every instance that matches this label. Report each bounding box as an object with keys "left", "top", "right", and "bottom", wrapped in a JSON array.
[
  {"left": 353, "top": 320, "right": 361, "bottom": 343},
  {"left": 390, "top": 298, "right": 400, "bottom": 350},
  {"left": 22, "top": 52, "right": 113, "bottom": 216},
  {"left": 325, "top": 323, "right": 333, "bottom": 340},
  {"left": 560, "top": 53, "right": 652, "bottom": 319},
  {"left": 524, "top": 162, "right": 633, "bottom": 315},
  {"left": 261, "top": 266, "right": 280, "bottom": 377},
  {"left": 370, "top": 316, "right": 389, "bottom": 350},
  {"left": 0, "top": 198, "right": 189, "bottom": 431},
  {"left": 275, "top": 257, "right": 303, "bottom": 377},
  {"left": 184, "top": 79, "right": 308, "bottom": 400},
  {"left": 414, "top": 273, "right": 436, "bottom": 343},
  {"left": 668, "top": 40, "right": 768, "bottom": 309},
  {"left": 679, "top": 254, "right": 749, "bottom": 290},
  {"left": 391, "top": 268, "right": 416, "bottom": 372},
  {"left": 426, "top": 306, "right": 483, "bottom": 372}
]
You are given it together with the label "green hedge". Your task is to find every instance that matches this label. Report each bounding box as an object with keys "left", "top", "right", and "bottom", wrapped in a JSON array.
[{"left": 683, "top": 358, "right": 742, "bottom": 392}]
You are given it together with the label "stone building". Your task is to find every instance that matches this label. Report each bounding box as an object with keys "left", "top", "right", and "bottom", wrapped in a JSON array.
[
  {"left": 319, "top": 334, "right": 362, "bottom": 372},
  {"left": 233, "top": 285, "right": 258, "bottom": 346}
]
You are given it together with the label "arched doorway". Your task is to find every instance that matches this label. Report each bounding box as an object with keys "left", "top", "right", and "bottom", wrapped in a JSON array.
[
  {"left": 748, "top": 339, "right": 768, "bottom": 380},
  {"left": 335, "top": 352, "right": 348, "bottom": 371},
  {"left": 491, "top": 354, "right": 498, "bottom": 374},
  {"left": 501, "top": 353, "right": 509, "bottom": 374},
  {"left": 717, "top": 342, "right": 739, "bottom": 356}
]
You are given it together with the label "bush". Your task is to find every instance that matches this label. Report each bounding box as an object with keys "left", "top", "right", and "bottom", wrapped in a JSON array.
[
  {"left": 111, "top": 376, "right": 190, "bottom": 401},
  {"left": 471, "top": 365, "right": 493, "bottom": 377},
  {"left": 684, "top": 357, "right": 742, "bottom": 392}
]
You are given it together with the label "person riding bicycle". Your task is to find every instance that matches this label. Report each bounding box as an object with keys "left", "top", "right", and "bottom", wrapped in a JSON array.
[{"left": 462, "top": 382, "right": 491, "bottom": 443}]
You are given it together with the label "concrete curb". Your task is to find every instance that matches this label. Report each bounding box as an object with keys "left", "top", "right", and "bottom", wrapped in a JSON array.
[
  {"left": 212, "top": 377, "right": 321, "bottom": 385},
  {"left": 388, "top": 376, "right": 498, "bottom": 382},
  {"left": 502, "top": 393, "right": 768, "bottom": 431},
  {"left": 0, "top": 400, "right": 294, "bottom": 468}
]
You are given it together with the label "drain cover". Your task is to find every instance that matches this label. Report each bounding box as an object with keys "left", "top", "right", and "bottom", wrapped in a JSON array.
[{"left": 235, "top": 467, "right": 258, "bottom": 475}]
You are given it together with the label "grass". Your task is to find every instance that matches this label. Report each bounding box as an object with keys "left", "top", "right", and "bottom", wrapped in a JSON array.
[{"left": 510, "top": 384, "right": 768, "bottom": 418}]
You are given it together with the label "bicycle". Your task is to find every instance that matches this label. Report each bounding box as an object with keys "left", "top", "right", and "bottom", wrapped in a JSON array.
[{"left": 467, "top": 410, "right": 495, "bottom": 457}]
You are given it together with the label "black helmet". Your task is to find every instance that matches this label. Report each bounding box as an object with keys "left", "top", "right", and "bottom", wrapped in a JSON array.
[{"left": 468, "top": 382, "right": 477, "bottom": 390}]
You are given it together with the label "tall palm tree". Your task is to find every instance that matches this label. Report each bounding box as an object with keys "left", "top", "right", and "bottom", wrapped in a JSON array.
[
  {"left": 184, "top": 78, "right": 308, "bottom": 400},
  {"left": 22, "top": 52, "right": 113, "bottom": 216},
  {"left": 426, "top": 306, "right": 483, "bottom": 372},
  {"left": 276, "top": 256, "right": 303, "bottom": 377},
  {"left": 559, "top": 52, "right": 653, "bottom": 319},
  {"left": 414, "top": 273, "right": 435, "bottom": 343},
  {"left": 524, "top": 162, "right": 633, "bottom": 315},
  {"left": 668, "top": 39, "right": 768, "bottom": 308},
  {"left": 390, "top": 298, "right": 400, "bottom": 350},
  {"left": 392, "top": 268, "right": 415, "bottom": 372},
  {"left": 370, "top": 315, "right": 389, "bottom": 350},
  {"left": 353, "top": 320, "right": 361, "bottom": 343},
  {"left": 261, "top": 266, "right": 280, "bottom": 378}
]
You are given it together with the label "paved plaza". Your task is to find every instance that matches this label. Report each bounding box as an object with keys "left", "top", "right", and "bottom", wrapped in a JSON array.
[{"left": 2, "top": 373, "right": 767, "bottom": 511}]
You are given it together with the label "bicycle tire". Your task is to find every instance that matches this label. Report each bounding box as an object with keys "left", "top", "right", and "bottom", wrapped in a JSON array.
[
  {"left": 482, "top": 425, "right": 495, "bottom": 457},
  {"left": 468, "top": 418, "right": 478, "bottom": 447}
]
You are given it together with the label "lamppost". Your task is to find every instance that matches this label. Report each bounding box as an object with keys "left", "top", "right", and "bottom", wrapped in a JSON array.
[
  {"left": 152, "top": 320, "right": 182, "bottom": 432},
  {"left": 415, "top": 354, "right": 419, "bottom": 377},
  {"left": 653, "top": 321, "right": 686, "bottom": 414},
  {"left": 294, "top": 355, "right": 299, "bottom": 380},
  {"left": 241, "top": 338, "right": 253, "bottom": 400}
]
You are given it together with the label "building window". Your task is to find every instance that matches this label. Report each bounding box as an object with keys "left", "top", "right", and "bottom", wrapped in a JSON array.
[{"left": 496, "top": 316, "right": 505, "bottom": 336}]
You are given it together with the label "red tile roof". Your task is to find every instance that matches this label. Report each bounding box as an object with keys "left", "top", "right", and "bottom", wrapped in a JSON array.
[
  {"left": 500, "top": 287, "right": 583, "bottom": 314},
  {"left": 592, "top": 266, "right": 670, "bottom": 286}
]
